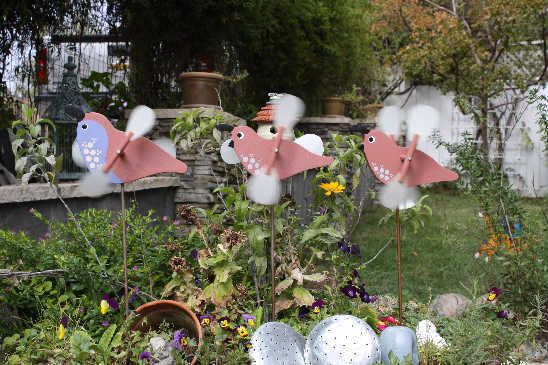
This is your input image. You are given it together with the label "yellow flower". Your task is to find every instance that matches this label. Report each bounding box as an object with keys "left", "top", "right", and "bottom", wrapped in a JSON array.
[
  {"left": 100, "top": 299, "right": 109, "bottom": 315},
  {"left": 247, "top": 318, "right": 255, "bottom": 327},
  {"left": 237, "top": 325, "right": 249, "bottom": 338},
  {"left": 488, "top": 293, "right": 497, "bottom": 301},
  {"left": 181, "top": 337, "right": 188, "bottom": 346},
  {"left": 319, "top": 182, "right": 345, "bottom": 196},
  {"left": 312, "top": 307, "right": 321, "bottom": 314},
  {"left": 57, "top": 324, "right": 66, "bottom": 340}
]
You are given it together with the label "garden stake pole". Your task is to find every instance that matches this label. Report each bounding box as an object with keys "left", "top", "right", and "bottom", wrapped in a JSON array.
[
  {"left": 120, "top": 183, "right": 129, "bottom": 316},
  {"left": 270, "top": 205, "right": 276, "bottom": 320},
  {"left": 396, "top": 207, "right": 403, "bottom": 323}
]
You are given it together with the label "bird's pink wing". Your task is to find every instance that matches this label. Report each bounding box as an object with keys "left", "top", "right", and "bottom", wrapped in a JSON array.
[
  {"left": 110, "top": 137, "right": 187, "bottom": 183},
  {"left": 406, "top": 149, "right": 458, "bottom": 186},
  {"left": 273, "top": 140, "right": 334, "bottom": 180}
]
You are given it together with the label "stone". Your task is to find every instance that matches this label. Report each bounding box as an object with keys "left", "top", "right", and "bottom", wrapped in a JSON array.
[
  {"left": 416, "top": 320, "right": 447, "bottom": 348},
  {"left": 429, "top": 293, "right": 471, "bottom": 318},
  {"left": 379, "top": 326, "right": 419, "bottom": 365},
  {"left": 148, "top": 336, "right": 175, "bottom": 365}
]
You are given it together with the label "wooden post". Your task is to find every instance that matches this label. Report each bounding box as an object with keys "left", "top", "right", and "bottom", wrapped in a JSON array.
[
  {"left": 120, "top": 183, "right": 129, "bottom": 316},
  {"left": 396, "top": 207, "right": 403, "bottom": 323},
  {"left": 270, "top": 206, "right": 276, "bottom": 320}
]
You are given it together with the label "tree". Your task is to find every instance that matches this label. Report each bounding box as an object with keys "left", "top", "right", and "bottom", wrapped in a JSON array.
[
  {"left": 373, "top": 0, "right": 548, "bottom": 166},
  {"left": 110, "top": 0, "right": 381, "bottom": 115}
]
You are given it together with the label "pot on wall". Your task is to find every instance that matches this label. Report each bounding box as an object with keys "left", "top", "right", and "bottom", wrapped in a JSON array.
[
  {"left": 361, "top": 103, "right": 383, "bottom": 125},
  {"left": 179, "top": 71, "right": 224, "bottom": 108},
  {"left": 131, "top": 300, "right": 203, "bottom": 365},
  {"left": 322, "top": 97, "right": 345, "bottom": 117}
]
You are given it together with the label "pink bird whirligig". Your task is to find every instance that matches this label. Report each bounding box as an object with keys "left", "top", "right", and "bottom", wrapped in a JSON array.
[{"left": 361, "top": 104, "right": 458, "bottom": 322}]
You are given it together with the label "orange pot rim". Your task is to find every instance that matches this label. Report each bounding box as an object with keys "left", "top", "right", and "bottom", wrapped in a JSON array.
[
  {"left": 133, "top": 300, "right": 203, "bottom": 364},
  {"left": 179, "top": 71, "right": 224, "bottom": 80}
]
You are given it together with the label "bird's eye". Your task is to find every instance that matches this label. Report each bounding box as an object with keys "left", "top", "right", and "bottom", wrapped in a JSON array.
[
  {"left": 237, "top": 131, "right": 245, "bottom": 139},
  {"left": 81, "top": 123, "right": 88, "bottom": 130},
  {"left": 368, "top": 136, "right": 375, "bottom": 143},
  {"left": 269, "top": 126, "right": 277, "bottom": 134}
]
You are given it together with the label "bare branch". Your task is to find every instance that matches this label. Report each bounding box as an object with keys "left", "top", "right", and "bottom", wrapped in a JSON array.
[{"left": 0, "top": 269, "right": 66, "bottom": 279}]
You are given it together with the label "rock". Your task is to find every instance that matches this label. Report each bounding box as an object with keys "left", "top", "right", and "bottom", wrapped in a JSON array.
[
  {"left": 304, "top": 315, "right": 381, "bottom": 365},
  {"left": 379, "top": 326, "right": 419, "bottom": 365},
  {"left": 148, "top": 336, "right": 175, "bottom": 365},
  {"left": 416, "top": 320, "right": 447, "bottom": 348},
  {"left": 520, "top": 341, "right": 548, "bottom": 362},
  {"left": 430, "top": 293, "right": 471, "bottom": 318}
]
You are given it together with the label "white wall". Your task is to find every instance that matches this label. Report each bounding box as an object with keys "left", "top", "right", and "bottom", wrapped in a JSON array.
[{"left": 383, "top": 85, "right": 547, "bottom": 197}]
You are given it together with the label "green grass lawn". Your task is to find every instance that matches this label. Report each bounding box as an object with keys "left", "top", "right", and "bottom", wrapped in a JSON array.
[{"left": 351, "top": 190, "right": 547, "bottom": 303}]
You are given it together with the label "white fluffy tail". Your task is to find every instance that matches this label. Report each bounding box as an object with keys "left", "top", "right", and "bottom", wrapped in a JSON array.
[
  {"left": 79, "top": 169, "right": 114, "bottom": 197},
  {"left": 273, "top": 94, "right": 305, "bottom": 130},
  {"left": 247, "top": 171, "right": 281, "bottom": 205},
  {"left": 378, "top": 178, "right": 419, "bottom": 210},
  {"left": 126, "top": 105, "right": 156, "bottom": 140}
]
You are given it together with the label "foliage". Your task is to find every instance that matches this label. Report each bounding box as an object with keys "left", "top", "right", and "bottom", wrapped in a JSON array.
[
  {"left": 170, "top": 109, "right": 230, "bottom": 153},
  {"left": 374, "top": 0, "right": 548, "bottom": 160},
  {"left": 111, "top": 0, "right": 381, "bottom": 109},
  {"left": 378, "top": 195, "right": 433, "bottom": 234},
  {"left": 529, "top": 88, "right": 548, "bottom": 154},
  {"left": 81, "top": 71, "right": 131, "bottom": 121},
  {"left": 11, "top": 104, "right": 61, "bottom": 183}
]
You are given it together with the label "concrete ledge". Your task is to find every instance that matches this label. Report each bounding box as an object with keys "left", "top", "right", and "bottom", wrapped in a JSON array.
[
  {"left": 300, "top": 116, "right": 353, "bottom": 124},
  {"left": 0, "top": 176, "right": 180, "bottom": 204},
  {"left": 126, "top": 108, "right": 246, "bottom": 124}
]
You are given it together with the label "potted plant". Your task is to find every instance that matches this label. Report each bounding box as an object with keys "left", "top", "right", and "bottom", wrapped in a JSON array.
[
  {"left": 341, "top": 85, "right": 384, "bottom": 123},
  {"left": 131, "top": 300, "right": 203, "bottom": 365},
  {"left": 322, "top": 96, "right": 346, "bottom": 117},
  {"left": 179, "top": 57, "right": 224, "bottom": 108}
]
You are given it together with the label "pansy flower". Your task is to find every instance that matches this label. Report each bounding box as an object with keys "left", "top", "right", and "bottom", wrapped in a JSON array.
[
  {"left": 100, "top": 299, "right": 109, "bottom": 315},
  {"left": 199, "top": 314, "right": 214, "bottom": 326},
  {"left": 358, "top": 284, "right": 372, "bottom": 303},
  {"left": 236, "top": 324, "right": 249, "bottom": 338},
  {"left": 341, "top": 281, "right": 358, "bottom": 299},
  {"left": 190, "top": 249, "right": 199, "bottom": 260},
  {"left": 311, "top": 300, "right": 325, "bottom": 314},
  {"left": 319, "top": 181, "right": 345, "bottom": 196},
  {"left": 102, "top": 320, "right": 110, "bottom": 327},
  {"left": 101, "top": 294, "right": 119, "bottom": 311},
  {"left": 298, "top": 306, "right": 310, "bottom": 320},
  {"left": 245, "top": 341, "right": 253, "bottom": 351},
  {"left": 219, "top": 316, "right": 230, "bottom": 329},
  {"left": 242, "top": 314, "right": 256, "bottom": 327},
  {"left": 57, "top": 318, "right": 67, "bottom": 340},
  {"left": 171, "top": 330, "right": 188, "bottom": 351},
  {"left": 139, "top": 351, "right": 152, "bottom": 361},
  {"left": 487, "top": 286, "right": 501, "bottom": 301},
  {"left": 496, "top": 309, "right": 509, "bottom": 319}
]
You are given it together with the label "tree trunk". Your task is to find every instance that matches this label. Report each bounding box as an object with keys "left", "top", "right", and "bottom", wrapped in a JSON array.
[{"left": 477, "top": 94, "right": 489, "bottom": 160}]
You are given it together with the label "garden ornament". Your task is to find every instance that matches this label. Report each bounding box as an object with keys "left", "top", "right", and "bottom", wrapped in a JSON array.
[
  {"left": 379, "top": 326, "right": 419, "bottom": 365},
  {"left": 249, "top": 315, "right": 380, "bottom": 365},
  {"left": 253, "top": 93, "right": 296, "bottom": 140},
  {"left": 249, "top": 321, "right": 306, "bottom": 365},
  {"left": 217, "top": 94, "right": 333, "bottom": 321},
  {"left": 361, "top": 104, "right": 458, "bottom": 322},
  {"left": 69, "top": 105, "right": 187, "bottom": 314}
]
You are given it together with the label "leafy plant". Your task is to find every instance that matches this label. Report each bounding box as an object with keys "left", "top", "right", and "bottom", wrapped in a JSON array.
[
  {"left": 11, "top": 104, "right": 61, "bottom": 183},
  {"left": 378, "top": 195, "right": 433, "bottom": 234}
]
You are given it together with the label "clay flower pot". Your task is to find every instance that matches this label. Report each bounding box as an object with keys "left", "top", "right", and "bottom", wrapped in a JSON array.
[
  {"left": 179, "top": 71, "right": 224, "bottom": 108},
  {"left": 361, "top": 103, "right": 383, "bottom": 124},
  {"left": 131, "top": 300, "right": 203, "bottom": 365},
  {"left": 322, "top": 97, "right": 345, "bottom": 117}
]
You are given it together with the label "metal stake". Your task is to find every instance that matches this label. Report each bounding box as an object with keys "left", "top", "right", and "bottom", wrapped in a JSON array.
[
  {"left": 120, "top": 183, "right": 129, "bottom": 316},
  {"left": 270, "top": 206, "right": 276, "bottom": 320},
  {"left": 396, "top": 207, "right": 403, "bottom": 323}
]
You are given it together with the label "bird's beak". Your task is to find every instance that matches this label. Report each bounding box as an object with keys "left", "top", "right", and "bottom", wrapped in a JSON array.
[
  {"left": 216, "top": 124, "right": 234, "bottom": 132},
  {"left": 228, "top": 140, "right": 234, "bottom": 148}
]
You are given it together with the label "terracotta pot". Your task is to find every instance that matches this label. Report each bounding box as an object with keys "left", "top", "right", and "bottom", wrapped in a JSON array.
[
  {"left": 322, "top": 97, "right": 345, "bottom": 117},
  {"left": 361, "top": 103, "right": 383, "bottom": 124},
  {"left": 131, "top": 300, "right": 202, "bottom": 365},
  {"left": 179, "top": 71, "right": 224, "bottom": 108}
]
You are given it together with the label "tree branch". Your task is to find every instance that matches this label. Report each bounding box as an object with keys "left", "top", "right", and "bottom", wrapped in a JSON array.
[{"left": 0, "top": 269, "right": 66, "bottom": 279}]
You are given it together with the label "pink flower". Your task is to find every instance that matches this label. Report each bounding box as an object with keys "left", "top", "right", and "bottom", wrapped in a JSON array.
[
  {"left": 162, "top": 216, "right": 169, "bottom": 222},
  {"left": 173, "top": 220, "right": 181, "bottom": 226}
]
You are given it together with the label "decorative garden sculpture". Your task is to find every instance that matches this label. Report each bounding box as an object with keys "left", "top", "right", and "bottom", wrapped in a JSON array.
[{"left": 379, "top": 326, "right": 419, "bottom": 365}]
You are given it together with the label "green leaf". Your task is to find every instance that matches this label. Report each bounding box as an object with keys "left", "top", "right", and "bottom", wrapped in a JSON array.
[
  {"left": 292, "top": 286, "right": 314, "bottom": 306},
  {"left": 213, "top": 262, "right": 242, "bottom": 283},
  {"left": 275, "top": 277, "right": 294, "bottom": 294},
  {"left": 98, "top": 324, "right": 117, "bottom": 351},
  {"left": 302, "top": 272, "right": 326, "bottom": 283}
]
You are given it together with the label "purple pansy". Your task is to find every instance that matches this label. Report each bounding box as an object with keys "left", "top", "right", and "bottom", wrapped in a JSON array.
[
  {"left": 242, "top": 314, "right": 256, "bottom": 326},
  {"left": 102, "top": 320, "right": 110, "bottom": 327},
  {"left": 341, "top": 281, "right": 359, "bottom": 299},
  {"left": 496, "top": 309, "right": 509, "bottom": 319},
  {"left": 199, "top": 313, "right": 214, "bottom": 326},
  {"left": 101, "top": 294, "right": 120, "bottom": 310},
  {"left": 352, "top": 269, "right": 361, "bottom": 279},
  {"left": 298, "top": 306, "right": 310, "bottom": 320},
  {"left": 487, "top": 286, "right": 502, "bottom": 301},
  {"left": 358, "top": 284, "right": 372, "bottom": 303},
  {"left": 139, "top": 351, "right": 152, "bottom": 360},
  {"left": 190, "top": 249, "right": 198, "bottom": 260},
  {"left": 171, "top": 330, "right": 187, "bottom": 351},
  {"left": 311, "top": 299, "right": 325, "bottom": 314},
  {"left": 60, "top": 316, "right": 68, "bottom": 328}
]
